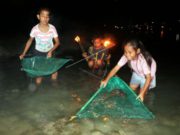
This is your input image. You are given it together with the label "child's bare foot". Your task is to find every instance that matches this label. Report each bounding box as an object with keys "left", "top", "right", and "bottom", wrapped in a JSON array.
[
  {"left": 28, "top": 78, "right": 42, "bottom": 92},
  {"left": 28, "top": 83, "right": 37, "bottom": 92},
  {"left": 36, "top": 77, "right": 42, "bottom": 85},
  {"left": 28, "top": 77, "right": 42, "bottom": 92},
  {"left": 51, "top": 72, "right": 58, "bottom": 80}
]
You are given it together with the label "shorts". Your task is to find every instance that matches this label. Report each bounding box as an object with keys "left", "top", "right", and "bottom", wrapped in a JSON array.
[
  {"left": 130, "top": 72, "right": 156, "bottom": 90},
  {"left": 33, "top": 49, "right": 48, "bottom": 57}
]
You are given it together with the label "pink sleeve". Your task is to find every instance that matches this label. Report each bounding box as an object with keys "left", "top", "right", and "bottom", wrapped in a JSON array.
[
  {"left": 117, "top": 55, "right": 128, "bottom": 67},
  {"left": 151, "top": 58, "right": 157, "bottom": 77},
  {"left": 142, "top": 59, "right": 151, "bottom": 75}
]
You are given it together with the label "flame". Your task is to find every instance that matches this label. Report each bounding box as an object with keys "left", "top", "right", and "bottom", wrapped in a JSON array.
[
  {"left": 75, "top": 36, "right": 80, "bottom": 43},
  {"left": 104, "top": 40, "right": 111, "bottom": 47},
  {"left": 103, "top": 37, "right": 115, "bottom": 48}
]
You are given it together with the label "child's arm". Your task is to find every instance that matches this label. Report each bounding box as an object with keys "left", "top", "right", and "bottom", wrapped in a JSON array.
[
  {"left": 82, "top": 52, "right": 89, "bottom": 61},
  {"left": 101, "top": 65, "right": 121, "bottom": 87},
  {"left": 19, "top": 37, "right": 34, "bottom": 59},
  {"left": 106, "top": 54, "right": 111, "bottom": 65},
  {"left": 82, "top": 46, "right": 93, "bottom": 61},
  {"left": 137, "top": 74, "right": 152, "bottom": 101},
  {"left": 47, "top": 37, "right": 60, "bottom": 58}
]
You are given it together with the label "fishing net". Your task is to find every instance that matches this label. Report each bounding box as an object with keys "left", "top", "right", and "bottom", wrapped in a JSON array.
[
  {"left": 76, "top": 77, "right": 155, "bottom": 119},
  {"left": 21, "top": 56, "right": 71, "bottom": 77}
]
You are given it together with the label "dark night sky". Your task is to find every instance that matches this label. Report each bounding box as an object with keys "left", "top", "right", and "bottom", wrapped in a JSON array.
[{"left": 0, "top": 0, "right": 179, "bottom": 35}]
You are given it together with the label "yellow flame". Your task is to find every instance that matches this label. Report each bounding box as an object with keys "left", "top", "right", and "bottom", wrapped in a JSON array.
[
  {"left": 75, "top": 36, "right": 80, "bottom": 42},
  {"left": 104, "top": 40, "right": 111, "bottom": 47}
]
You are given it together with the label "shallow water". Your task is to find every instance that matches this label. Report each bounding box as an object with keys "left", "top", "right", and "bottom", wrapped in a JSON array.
[{"left": 0, "top": 53, "right": 180, "bottom": 135}]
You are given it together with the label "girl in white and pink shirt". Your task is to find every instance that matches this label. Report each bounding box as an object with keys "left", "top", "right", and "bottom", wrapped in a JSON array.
[
  {"left": 101, "top": 39, "right": 157, "bottom": 101},
  {"left": 19, "top": 8, "right": 60, "bottom": 86}
]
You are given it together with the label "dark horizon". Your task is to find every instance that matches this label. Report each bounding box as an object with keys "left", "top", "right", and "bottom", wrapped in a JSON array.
[{"left": 0, "top": 0, "right": 179, "bottom": 25}]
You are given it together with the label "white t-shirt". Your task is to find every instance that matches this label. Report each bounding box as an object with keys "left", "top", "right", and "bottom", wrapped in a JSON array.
[{"left": 30, "top": 24, "right": 58, "bottom": 52}]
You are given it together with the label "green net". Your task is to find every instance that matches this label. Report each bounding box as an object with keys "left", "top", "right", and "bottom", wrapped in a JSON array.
[
  {"left": 21, "top": 56, "right": 71, "bottom": 77},
  {"left": 76, "top": 77, "right": 155, "bottom": 119}
]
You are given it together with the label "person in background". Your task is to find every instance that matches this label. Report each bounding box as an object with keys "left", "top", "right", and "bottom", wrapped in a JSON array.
[{"left": 82, "top": 36, "right": 111, "bottom": 76}]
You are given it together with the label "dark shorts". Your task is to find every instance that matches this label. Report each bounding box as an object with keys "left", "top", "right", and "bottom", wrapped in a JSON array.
[{"left": 33, "top": 50, "right": 48, "bottom": 57}]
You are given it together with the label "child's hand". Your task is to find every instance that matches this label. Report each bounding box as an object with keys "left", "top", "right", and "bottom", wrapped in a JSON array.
[
  {"left": 107, "top": 54, "right": 111, "bottom": 60},
  {"left": 19, "top": 54, "right": 25, "bottom": 60},
  {"left": 100, "top": 80, "right": 108, "bottom": 88},
  {"left": 97, "top": 59, "right": 103, "bottom": 65},
  {"left": 47, "top": 52, "right": 52, "bottom": 58},
  {"left": 136, "top": 93, "right": 144, "bottom": 102},
  {"left": 82, "top": 52, "right": 88, "bottom": 58}
]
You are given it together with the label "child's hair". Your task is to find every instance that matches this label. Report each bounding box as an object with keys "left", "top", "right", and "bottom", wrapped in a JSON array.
[
  {"left": 92, "top": 34, "right": 102, "bottom": 40},
  {"left": 37, "top": 7, "right": 51, "bottom": 15},
  {"left": 122, "top": 39, "right": 152, "bottom": 67},
  {"left": 91, "top": 34, "right": 103, "bottom": 44}
]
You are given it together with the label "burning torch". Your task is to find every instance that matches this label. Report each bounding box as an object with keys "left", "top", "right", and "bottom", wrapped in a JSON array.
[
  {"left": 66, "top": 37, "right": 115, "bottom": 69},
  {"left": 74, "top": 35, "right": 85, "bottom": 53}
]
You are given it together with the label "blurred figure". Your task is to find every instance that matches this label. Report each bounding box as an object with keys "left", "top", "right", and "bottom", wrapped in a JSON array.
[{"left": 82, "top": 36, "right": 111, "bottom": 76}]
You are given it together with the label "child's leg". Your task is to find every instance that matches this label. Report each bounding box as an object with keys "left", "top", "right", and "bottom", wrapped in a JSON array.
[
  {"left": 140, "top": 76, "right": 156, "bottom": 90},
  {"left": 144, "top": 89, "right": 156, "bottom": 109},
  {"left": 36, "top": 77, "right": 43, "bottom": 85},
  {"left": 51, "top": 72, "right": 59, "bottom": 87},
  {"left": 88, "top": 60, "right": 94, "bottom": 69},
  {"left": 130, "top": 84, "right": 139, "bottom": 91},
  {"left": 97, "top": 59, "right": 103, "bottom": 67},
  {"left": 130, "top": 72, "right": 141, "bottom": 91},
  {"left": 51, "top": 72, "right": 58, "bottom": 81},
  {"left": 96, "top": 59, "right": 105, "bottom": 76},
  {"left": 140, "top": 76, "right": 156, "bottom": 106}
]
